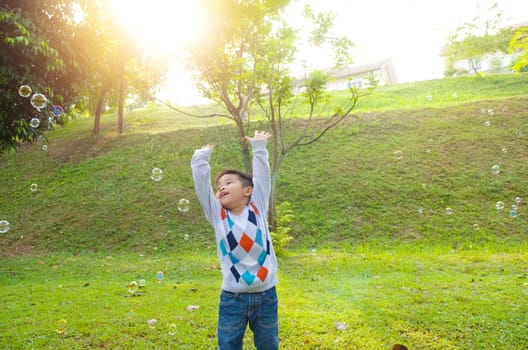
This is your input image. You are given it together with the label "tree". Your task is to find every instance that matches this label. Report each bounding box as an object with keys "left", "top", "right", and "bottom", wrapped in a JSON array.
[
  {"left": 444, "top": 3, "right": 514, "bottom": 76},
  {"left": 509, "top": 27, "right": 528, "bottom": 73},
  {"left": 182, "top": 0, "right": 375, "bottom": 229},
  {"left": 0, "top": 1, "right": 80, "bottom": 152},
  {"left": 75, "top": 0, "right": 169, "bottom": 136}
]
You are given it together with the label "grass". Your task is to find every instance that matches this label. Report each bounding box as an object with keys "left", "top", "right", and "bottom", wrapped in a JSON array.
[{"left": 1, "top": 73, "right": 528, "bottom": 349}]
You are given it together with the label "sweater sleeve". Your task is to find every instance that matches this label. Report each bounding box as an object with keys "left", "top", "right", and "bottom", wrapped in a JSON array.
[
  {"left": 191, "top": 148, "right": 217, "bottom": 223},
  {"left": 250, "top": 139, "right": 271, "bottom": 214}
]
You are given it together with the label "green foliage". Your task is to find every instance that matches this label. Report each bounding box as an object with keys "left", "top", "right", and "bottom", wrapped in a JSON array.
[
  {"left": 509, "top": 27, "right": 528, "bottom": 72},
  {"left": 0, "top": 4, "right": 67, "bottom": 152},
  {"left": 443, "top": 3, "right": 514, "bottom": 76},
  {"left": 270, "top": 202, "right": 294, "bottom": 256}
]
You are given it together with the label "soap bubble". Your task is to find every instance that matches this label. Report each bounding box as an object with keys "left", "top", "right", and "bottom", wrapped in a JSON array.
[
  {"left": 491, "top": 165, "right": 500, "bottom": 175},
  {"left": 495, "top": 201, "right": 504, "bottom": 210},
  {"left": 394, "top": 150, "right": 403, "bottom": 160},
  {"left": 0, "top": 220, "right": 10, "bottom": 233},
  {"left": 510, "top": 209, "right": 517, "bottom": 218},
  {"left": 501, "top": 147, "right": 507, "bottom": 153},
  {"left": 55, "top": 319, "right": 68, "bottom": 334},
  {"left": 178, "top": 198, "right": 190, "bottom": 212},
  {"left": 426, "top": 95, "right": 432, "bottom": 102},
  {"left": 156, "top": 271, "right": 164, "bottom": 283},
  {"left": 168, "top": 323, "right": 177, "bottom": 336},
  {"left": 30, "top": 93, "right": 48, "bottom": 110},
  {"left": 487, "top": 109, "right": 494, "bottom": 116},
  {"left": 485, "top": 120, "right": 491, "bottom": 127},
  {"left": 452, "top": 92, "right": 458, "bottom": 99},
  {"left": 30, "top": 183, "right": 38, "bottom": 192},
  {"left": 417, "top": 208, "right": 423, "bottom": 214},
  {"left": 183, "top": 234, "right": 190, "bottom": 240},
  {"left": 42, "top": 144, "right": 48, "bottom": 151},
  {"left": 138, "top": 279, "right": 146, "bottom": 288},
  {"left": 18, "top": 85, "right": 32, "bottom": 97},
  {"left": 445, "top": 207, "right": 453, "bottom": 215},
  {"left": 30, "top": 117, "right": 40, "bottom": 128},
  {"left": 128, "top": 281, "right": 138, "bottom": 294},
  {"left": 51, "top": 105, "right": 63, "bottom": 117},
  {"left": 515, "top": 197, "right": 521, "bottom": 204},
  {"left": 511, "top": 205, "right": 517, "bottom": 211},
  {"left": 150, "top": 168, "right": 163, "bottom": 181}
]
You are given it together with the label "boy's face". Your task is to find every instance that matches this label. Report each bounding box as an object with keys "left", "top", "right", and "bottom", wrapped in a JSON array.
[{"left": 216, "top": 174, "right": 253, "bottom": 210}]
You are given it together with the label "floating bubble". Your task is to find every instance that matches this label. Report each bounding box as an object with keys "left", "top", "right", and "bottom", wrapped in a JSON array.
[
  {"left": 0, "top": 220, "right": 10, "bottom": 233},
  {"left": 30, "top": 93, "right": 48, "bottom": 110},
  {"left": 485, "top": 120, "right": 491, "bottom": 127},
  {"left": 452, "top": 92, "right": 458, "bottom": 99},
  {"left": 51, "top": 105, "right": 63, "bottom": 117},
  {"left": 501, "top": 147, "right": 507, "bottom": 153},
  {"left": 511, "top": 205, "right": 517, "bottom": 211},
  {"left": 147, "top": 319, "right": 157, "bottom": 329},
  {"left": 183, "top": 234, "right": 190, "bottom": 240},
  {"left": 30, "top": 117, "right": 40, "bottom": 128},
  {"left": 491, "top": 165, "right": 500, "bottom": 175},
  {"left": 178, "top": 198, "right": 190, "bottom": 212},
  {"left": 487, "top": 109, "right": 494, "bottom": 116},
  {"left": 426, "top": 95, "right": 432, "bottom": 102},
  {"left": 168, "top": 323, "right": 177, "bottom": 336},
  {"left": 445, "top": 207, "right": 453, "bottom": 215},
  {"left": 42, "top": 144, "right": 48, "bottom": 151},
  {"left": 510, "top": 209, "right": 517, "bottom": 218},
  {"left": 128, "top": 281, "right": 138, "bottom": 294},
  {"left": 18, "top": 85, "right": 32, "bottom": 97},
  {"left": 394, "top": 150, "right": 403, "bottom": 160},
  {"left": 495, "top": 201, "right": 504, "bottom": 210},
  {"left": 150, "top": 168, "right": 163, "bottom": 181},
  {"left": 515, "top": 197, "right": 521, "bottom": 204},
  {"left": 138, "top": 279, "right": 146, "bottom": 288},
  {"left": 55, "top": 319, "right": 68, "bottom": 334},
  {"left": 156, "top": 271, "right": 164, "bottom": 283},
  {"left": 417, "top": 208, "right": 423, "bottom": 214},
  {"left": 473, "top": 223, "right": 480, "bottom": 230},
  {"left": 30, "top": 183, "right": 38, "bottom": 192}
]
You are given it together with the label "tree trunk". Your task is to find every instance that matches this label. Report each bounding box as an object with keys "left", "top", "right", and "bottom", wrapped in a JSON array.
[
  {"left": 117, "top": 71, "right": 125, "bottom": 134},
  {"left": 234, "top": 119, "right": 251, "bottom": 173},
  {"left": 93, "top": 88, "right": 106, "bottom": 136},
  {"left": 268, "top": 151, "right": 284, "bottom": 232}
]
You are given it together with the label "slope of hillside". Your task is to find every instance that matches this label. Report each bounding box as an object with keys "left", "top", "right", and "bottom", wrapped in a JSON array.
[{"left": 1, "top": 75, "right": 527, "bottom": 256}]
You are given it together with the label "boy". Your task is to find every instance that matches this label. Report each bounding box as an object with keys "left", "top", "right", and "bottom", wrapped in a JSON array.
[{"left": 191, "top": 130, "right": 279, "bottom": 350}]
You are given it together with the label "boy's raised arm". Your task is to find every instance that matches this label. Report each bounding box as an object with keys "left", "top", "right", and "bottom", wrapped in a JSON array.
[
  {"left": 191, "top": 144, "right": 217, "bottom": 223},
  {"left": 246, "top": 131, "right": 272, "bottom": 210}
]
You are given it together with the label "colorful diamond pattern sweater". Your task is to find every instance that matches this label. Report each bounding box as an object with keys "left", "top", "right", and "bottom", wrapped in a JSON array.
[{"left": 191, "top": 140, "right": 278, "bottom": 293}]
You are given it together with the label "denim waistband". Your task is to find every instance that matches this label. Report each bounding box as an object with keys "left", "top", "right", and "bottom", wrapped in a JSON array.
[{"left": 221, "top": 286, "right": 276, "bottom": 296}]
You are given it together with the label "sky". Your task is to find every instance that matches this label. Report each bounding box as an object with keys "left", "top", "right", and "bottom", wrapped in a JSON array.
[{"left": 156, "top": 0, "right": 528, "bottom": 104}]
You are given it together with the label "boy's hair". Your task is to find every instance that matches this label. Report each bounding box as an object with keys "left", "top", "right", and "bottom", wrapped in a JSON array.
[{"left": 216, "top": 169, "right": 253, "bottom": 188}]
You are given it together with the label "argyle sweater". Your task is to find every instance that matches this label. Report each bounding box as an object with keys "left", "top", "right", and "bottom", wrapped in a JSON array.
[{"left": 191, "top": 140, "right": 278, "bottom": 293}]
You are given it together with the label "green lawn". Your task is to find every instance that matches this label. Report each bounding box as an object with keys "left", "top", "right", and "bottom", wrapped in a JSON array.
[{"left": 1, "top": 74, "right": 528, "bottom": 349}]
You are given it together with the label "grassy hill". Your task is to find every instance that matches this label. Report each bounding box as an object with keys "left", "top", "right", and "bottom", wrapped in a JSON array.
[
  {"left": 1, "top": 74, "right": 527, "bottom": 256},
  {"left": 1, "top": 74, "right": 528, "bottom": 349}
]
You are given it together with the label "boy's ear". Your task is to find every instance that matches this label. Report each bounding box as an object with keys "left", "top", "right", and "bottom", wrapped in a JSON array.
[{"left": 243, "top": 186, "right": 253, "bottom": 197}]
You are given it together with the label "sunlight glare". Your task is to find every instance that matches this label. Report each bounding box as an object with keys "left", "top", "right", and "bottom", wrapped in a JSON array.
[{"left": 111, "top": 0, "right": 202, "bottom": 52}]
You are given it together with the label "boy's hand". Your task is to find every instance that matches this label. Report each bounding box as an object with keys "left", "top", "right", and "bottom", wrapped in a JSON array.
[{"left": 244, "top": 130, "right": 272, "bottom": 142}]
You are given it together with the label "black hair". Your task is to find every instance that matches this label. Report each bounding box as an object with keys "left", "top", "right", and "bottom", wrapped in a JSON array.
[{"left": 216, "top": 169, "right": 253, "bottom": 188}]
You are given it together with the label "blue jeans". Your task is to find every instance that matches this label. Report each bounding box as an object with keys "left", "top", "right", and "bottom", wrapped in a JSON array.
[{"left": 218, "top": 286, "right": 278, "bottom": 350}]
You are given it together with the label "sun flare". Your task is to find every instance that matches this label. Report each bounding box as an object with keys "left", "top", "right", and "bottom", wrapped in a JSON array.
[{"left": 111, "top": 0, "right": 203, "bottom": 52}]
